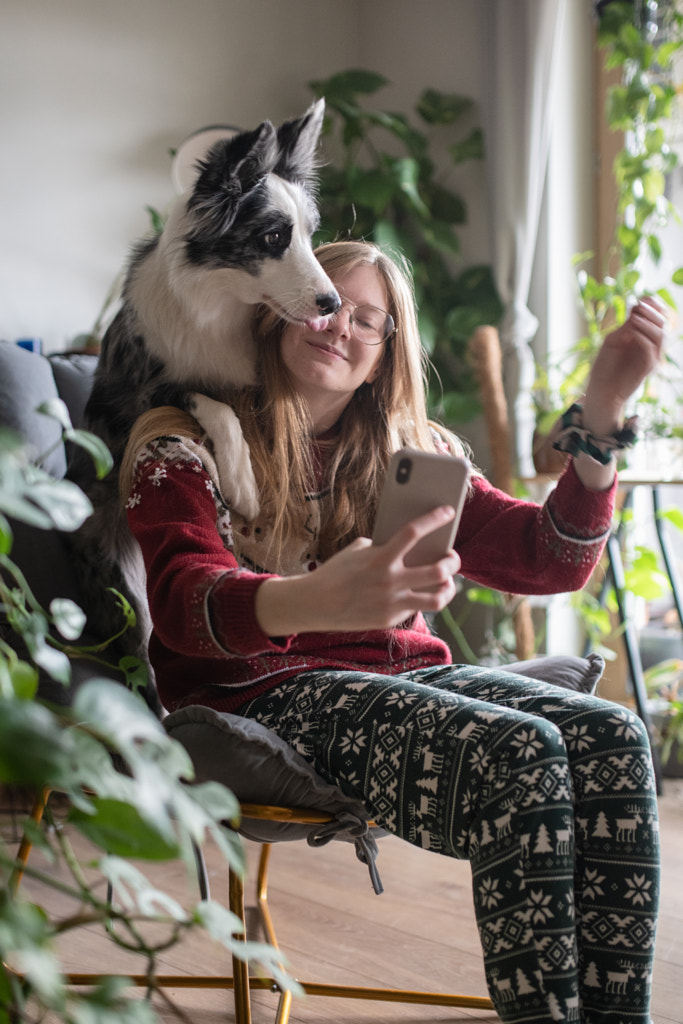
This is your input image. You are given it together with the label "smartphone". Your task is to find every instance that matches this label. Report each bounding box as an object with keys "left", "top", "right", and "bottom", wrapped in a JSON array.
[{"left": 372, "top": 448, "right": 470, "bottom": 566}]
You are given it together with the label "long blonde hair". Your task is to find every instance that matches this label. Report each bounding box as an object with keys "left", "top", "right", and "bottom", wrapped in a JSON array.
[{"left": 230, "top": 240, "right": 466, "bottom": 561}]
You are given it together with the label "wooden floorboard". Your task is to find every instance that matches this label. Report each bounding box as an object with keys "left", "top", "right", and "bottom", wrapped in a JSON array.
[{"left": 3, "top": 778, "right": 682, "bottom": 1023}]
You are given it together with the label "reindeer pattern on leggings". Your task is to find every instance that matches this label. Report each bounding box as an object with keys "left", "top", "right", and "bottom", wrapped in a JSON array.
[{"left": 238, "top": 663, "right": 660, "bottom": 1024}]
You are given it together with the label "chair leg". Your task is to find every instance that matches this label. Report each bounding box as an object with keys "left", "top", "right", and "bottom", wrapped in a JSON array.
[
  {"left": 9, "top": 787, "right": 50, "bottom": 896},
  {"left": 229, "top": 865, "right": 252, "bottom": 1024},
  {"left": 255, "top": 845, "right": 295, "bottom": 1024}
]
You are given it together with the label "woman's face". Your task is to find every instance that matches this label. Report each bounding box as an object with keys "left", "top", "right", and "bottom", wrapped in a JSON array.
[{"left": 279, "top": 263, "right": 388, "bottom": 428}]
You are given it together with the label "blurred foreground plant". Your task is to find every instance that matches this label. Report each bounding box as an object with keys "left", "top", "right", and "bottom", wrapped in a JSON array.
[{"left": 0, "top": 408, "right": 291, "bottom": 1024}]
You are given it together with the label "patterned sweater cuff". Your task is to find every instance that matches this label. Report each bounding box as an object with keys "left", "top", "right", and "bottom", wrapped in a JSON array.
[{"left": 207, "top": 572, "right": 294, "bottom": 656}]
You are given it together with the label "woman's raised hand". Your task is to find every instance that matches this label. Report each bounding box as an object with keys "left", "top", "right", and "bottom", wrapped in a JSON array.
[{"left": 583, "top": 296, "right": 666, "bottom": 436}]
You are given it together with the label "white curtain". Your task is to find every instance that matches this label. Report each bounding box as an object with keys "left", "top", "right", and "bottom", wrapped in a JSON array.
[{"left": 478, "top": 0, "right": 567, "bottom": 477}]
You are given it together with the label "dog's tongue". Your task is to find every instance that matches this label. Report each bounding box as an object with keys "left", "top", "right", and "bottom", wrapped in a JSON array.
[{"left": 304, "top": 315, "right": 331, "bottom": 332}]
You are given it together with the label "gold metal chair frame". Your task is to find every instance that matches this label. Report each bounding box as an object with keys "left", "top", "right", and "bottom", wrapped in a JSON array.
[{"left": 9, "top": 789, "right": 494, "bottom": 1024}]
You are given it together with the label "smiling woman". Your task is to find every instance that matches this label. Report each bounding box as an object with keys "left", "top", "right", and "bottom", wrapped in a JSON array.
[
  {"left": 120, "top": 238, "right": 664, "bottom": 1024},
  {"left": 279, "top": 264, "right": 389, "bottom": 433}
]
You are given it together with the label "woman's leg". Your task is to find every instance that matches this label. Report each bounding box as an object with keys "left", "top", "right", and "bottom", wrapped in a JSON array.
[
  {"left": 238, "top": 666, "right": 607, "bottom": 1023},
  {"left": 411, "top": 664, "right": 660, "bottom": 1024}
]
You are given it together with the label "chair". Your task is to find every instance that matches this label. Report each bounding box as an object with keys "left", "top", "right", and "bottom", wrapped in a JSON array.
[{"left": 1, "top": 339, "right": 604, "bottom": 1022}]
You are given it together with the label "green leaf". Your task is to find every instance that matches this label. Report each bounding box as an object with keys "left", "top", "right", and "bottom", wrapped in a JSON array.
[
  {"left": 0, "top": 512, "right": 12, "bottom": 554},
  {"left": 0, "top": 901, "right": 65, "bottom": 1007},
  {"left": 108, "top": 588, "right": 137, "bottom": 628},
  {"left": 647, "top": 233, "right": 662, "bottom": 264},
  {"left": 9, "top": 659, "right": 39, "bottom": 700},
  {"left": 118, "top": 655, "right": 149, "bottom": 697},
  {"left": 73, "top": 681, "right": 165, "bottom": 752},
  {"left": 466, "top": 587, "right": 505, "bottom": 607},
  {"left": 426, "top": 183, "right": 466, "bottom": 224},
  {"left": 21, "top": 476, "right": 93, "bottom": 532},
  {"left": 99, "top": 856, "right": 188, "bottom": 918},
  {"left": 391, "top": 158, "right": 430, "bottom": 218},
  {"left": 416, "top": 88, "right": 473, "bottom": 125},
  {"left": 64, "top": 429, "right": 113, "bottom": 479},
  {"left": 32, "top": 644, "right": 71, "bottom": 686},
  {"left": 422, "top": 220, "right": 460, "bottom": 256},
  {"left": 373, "top": 218, "right": 406, "bottom": 255},
  {"left": 37, "top": 397, "right": 72, "bottom": 431},
  {"left": 658, "top": 507, "right": 683, "bottom": 532},
  {"left": 0, "top": 698, "right": 71, "bottom": 785},
  {"left": 348, "top": 167, "right": 396, "bottom": 215},
  {"left": 309, "top": 69, "right": 389, "bottom": 103},
  {"left": 50, "top": 598, "right": 86, "bottom": 641},
  {"left": 188, "top": 779, "right": 241, "bottom": 827},
  {"left": 656, "top": 286, "right": 677, "bottom": 309},
  {"left": 70, "top": 799, "right": 181, "bottom": 860},
  {"left": 364, "top": 110, "right": 427, "bottom": 155},
  {"left": 450, "top": 127, "right": 485, "bottom": 164}
]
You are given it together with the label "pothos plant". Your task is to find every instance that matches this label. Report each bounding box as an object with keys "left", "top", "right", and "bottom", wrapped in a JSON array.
[
  {"left": 308, "top": 69, "right": 503, "bottom": 428},
  {"left": 0, "top": 409, "right": 291, "bottom": 1023}
]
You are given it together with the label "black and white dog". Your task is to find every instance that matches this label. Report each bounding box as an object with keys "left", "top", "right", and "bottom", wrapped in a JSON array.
[{"left": 73, "top": 100, "right": 339, "bottom": 677}]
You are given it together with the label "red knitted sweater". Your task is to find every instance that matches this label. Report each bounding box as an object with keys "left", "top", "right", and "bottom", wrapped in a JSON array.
[{"left": 126, "top": 435, "right": 616, "bottom": 713}]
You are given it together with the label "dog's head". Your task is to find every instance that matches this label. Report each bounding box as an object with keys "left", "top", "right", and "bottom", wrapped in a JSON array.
[{"left": 179, "top": 99, "right": 340, "bottom": 326}]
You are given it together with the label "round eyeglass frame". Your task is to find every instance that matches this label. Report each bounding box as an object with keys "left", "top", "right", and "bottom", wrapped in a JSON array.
[{"left": 333, "top": 298, "right": 396, "bottom": 346}]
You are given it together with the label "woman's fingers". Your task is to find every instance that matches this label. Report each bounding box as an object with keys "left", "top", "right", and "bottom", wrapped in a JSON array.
[{"left": 376, "top": 504, "right": 457, "bottom": 562}]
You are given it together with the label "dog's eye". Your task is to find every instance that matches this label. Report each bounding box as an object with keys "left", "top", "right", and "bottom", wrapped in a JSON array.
[{"left": 264, "top": 231, "right": 281, "bottom": 249}]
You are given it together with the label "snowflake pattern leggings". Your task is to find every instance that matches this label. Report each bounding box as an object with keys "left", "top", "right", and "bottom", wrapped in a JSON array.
[{"left": 237, "top": 664, "right": 660, "bottom": 1024}]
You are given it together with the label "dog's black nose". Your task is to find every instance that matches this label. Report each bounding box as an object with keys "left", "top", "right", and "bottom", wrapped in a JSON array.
[{"left": 317, "top": 291, "right": 341, "bottom": 316}]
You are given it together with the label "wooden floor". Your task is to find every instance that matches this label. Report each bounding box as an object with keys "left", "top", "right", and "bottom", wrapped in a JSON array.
[{"left": 3, "top": 779, "right": 683, "bottom": 1024}]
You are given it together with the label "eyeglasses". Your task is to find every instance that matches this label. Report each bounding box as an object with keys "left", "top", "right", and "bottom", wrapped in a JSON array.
[{"left": 330, "top": 296, "right": 396, "bottom": 346}]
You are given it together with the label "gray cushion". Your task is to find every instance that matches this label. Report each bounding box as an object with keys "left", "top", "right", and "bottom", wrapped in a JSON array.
[
  {"left": 0, "top": 340, "right": 66, "bottom": 477},
  {"left": 164, "top": 705, "right": 375, "bottom": 844},
  {"left": 48, "top": 353, "right": 98, "bottom": 430},
  {"left": 505, "top": 652, "right": 604, "bottom": 694},
  {"left": 165, "top": 705, "right": 386, "bottom": 892}
]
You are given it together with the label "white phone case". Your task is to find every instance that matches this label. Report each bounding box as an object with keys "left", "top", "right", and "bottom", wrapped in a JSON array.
[{"left": 372, "top": 448, "right": 470, "bottom": 566}]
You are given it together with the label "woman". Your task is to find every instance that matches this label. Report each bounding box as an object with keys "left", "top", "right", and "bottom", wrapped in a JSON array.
[{"left": 124, "top": 240, "right": 663, "bottom": 1024}]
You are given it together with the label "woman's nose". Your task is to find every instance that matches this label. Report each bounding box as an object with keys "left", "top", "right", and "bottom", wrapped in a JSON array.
[{"left": 328, "top": 306, "right": 352, "bottom": 337}]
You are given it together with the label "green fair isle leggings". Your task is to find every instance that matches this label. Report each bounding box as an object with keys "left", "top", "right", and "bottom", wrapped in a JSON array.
[{"left": 237, "top": 664, "right": 660, "bottom": 1024}]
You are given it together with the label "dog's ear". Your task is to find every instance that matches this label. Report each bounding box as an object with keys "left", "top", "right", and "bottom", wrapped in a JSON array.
[
  {"left": 273, "top": 98, "right": 325, "bottom": 188},
  {"left": 188, "top": 121, "right": 278, "bottom": 231}
]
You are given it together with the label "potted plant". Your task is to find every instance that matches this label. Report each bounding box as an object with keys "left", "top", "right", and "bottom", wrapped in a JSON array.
[
  {"left": 308, "top": 69, "right": 503, "bottom": 428},
  {"left": 0, "top": 410, "right": 288, "bottom": 1022}
]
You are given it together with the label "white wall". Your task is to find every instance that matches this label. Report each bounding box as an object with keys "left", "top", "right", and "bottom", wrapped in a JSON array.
[{"left": 1, "top": 0, "right": 485, "bottom": 353}]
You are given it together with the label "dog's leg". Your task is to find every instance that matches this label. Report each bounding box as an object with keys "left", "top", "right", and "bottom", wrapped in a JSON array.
[{"left": 189, "top": 394, "right": 259, "bottom": 519}]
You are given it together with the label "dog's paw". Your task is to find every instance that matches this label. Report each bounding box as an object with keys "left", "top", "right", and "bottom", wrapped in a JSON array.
[
  {"left": 189, "top": 393, "right": 260, "bottom": 519},
  {"left": 215, "top": 449, "right": 260, "bottom": 520}
]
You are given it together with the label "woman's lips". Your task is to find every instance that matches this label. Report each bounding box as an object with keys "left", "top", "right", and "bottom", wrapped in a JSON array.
[{"left": 306, "top": 339, "right": 346, "bottom": 360}]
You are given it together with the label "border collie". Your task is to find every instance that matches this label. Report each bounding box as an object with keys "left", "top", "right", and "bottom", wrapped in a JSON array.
[{"left": 72, "top": 100, "right": 339, "bottom": 681}]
